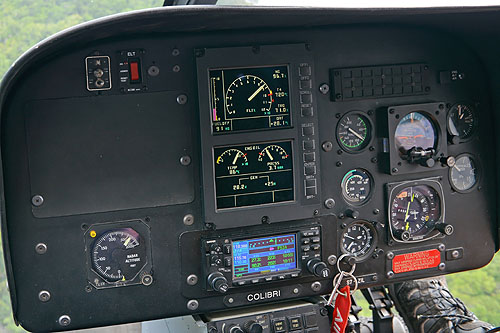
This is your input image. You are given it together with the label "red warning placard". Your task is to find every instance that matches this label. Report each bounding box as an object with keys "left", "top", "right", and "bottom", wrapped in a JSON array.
[{"left": 392, "top": 249, "right": 441, "bottom": 274}]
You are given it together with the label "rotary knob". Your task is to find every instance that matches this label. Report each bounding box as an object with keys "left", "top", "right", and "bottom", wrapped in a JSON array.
[
  {"left": 207, "top": 272, "right": 229, "bottom": 293},
  {"left": 242, "top": 320, "right": 263, "bottom": 333},
  {"left": 226, "top": 324, "right": 244, "bottom": 333},
  {"left": 307, "top": 258, "right": 331, "bottom": 278}
]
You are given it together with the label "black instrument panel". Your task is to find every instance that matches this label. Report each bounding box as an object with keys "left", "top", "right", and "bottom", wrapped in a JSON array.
[{"left": 0, "top": 6, "right": 498, "bottom": 332}]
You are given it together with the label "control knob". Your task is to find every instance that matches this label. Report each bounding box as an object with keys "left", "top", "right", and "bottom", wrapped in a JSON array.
[
  {"left": 394, "top": 229, "right": 411, "bottom": 241},
  {"left": 242, "top": 320, "right": 263, "bottom": 333},
  {"left": 226, "top": 324, "right": 244, "bottom": 333},
  {"left": 307, "top": 258, "right": 331, "bottom": 278},
  {"left": 435, "top": 223, "right": 454, "bottom": 236},
  {"left": 207, "top": 272, "right": 229, "bottom": 293}
]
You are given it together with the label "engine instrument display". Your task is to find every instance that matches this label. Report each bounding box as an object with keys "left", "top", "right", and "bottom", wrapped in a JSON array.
[
  {"left": 214, "top": 141, "right": 294, "bottom": 209},
  {"left": 233, "top": 234, "right": 297, "bottom": 280},
  {"left": 336, "top": 112, "right": 371, "bottom": 152},
  {"left": 341, "top": 169, "right": 372, "bottom": 204},
  {"left": 209, "top": 65, "right": 291, "bottom": 134},
  {"left": 390, "top": 185, "right": 441, "bottom": 241},
  {"left": 395, "top": 112, "right": 437, "bottom": 153},
  {"left": 91, "top": 228, "right": 147, "bottom": 283},
  {"left": 340, "top": 221, "right": 376, "bottom": 260},
  {"left": 450, "top": 154, "right": 478, "bottom": 192},
  {"left": 447, "top": 104, "right": 476, "bottom": 140}
]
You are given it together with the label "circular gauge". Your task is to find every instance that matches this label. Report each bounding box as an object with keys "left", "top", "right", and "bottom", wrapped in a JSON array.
[
  {"left": 336, "top": 112, "right": 371, "bottom": 152},
  {"left": 450, "top": 154, "right": 478, "bottom": 192},
  {"left": 215, "top": 149, "right": 249, "bottom": 175},
  {"left": 394, "top": 112, "right": 437, "bottom": 154},
  {"left": 92, "top": 228, "right": 147, "bottom": 282},
  {"left": 341, "top": 169, "right": 372, "bottom": 205},
  {"left": 226, "top": 75, "right": 272, "bottom": 117},
  {"left": 341, "top": 221, "right": 376, "bottom": 260},
  {"left": 390, "top": 185, "right": 441, "bottom": 240},
  {"left": 447, "top": 104, "right": 476, "bottom": 140}
]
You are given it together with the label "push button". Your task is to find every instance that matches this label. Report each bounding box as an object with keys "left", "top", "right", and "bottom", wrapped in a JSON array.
[
  {"left": 273, "top": 319, "right": 286, "bottom": 333},
  {"left": 299, "top": 66, "right": 312, "bottom": 76},
  {"left": 300, "top": 93, "right": 313, "bottom": 104},
  {"left": 304, "top": 165, "right": 316, "bottom": 176},
  {"left": 303, "top": 140, "right": 315, "bottom": 150},
  {"left": 288, "top": 317, "right": 302, "bottom": 330},
  {"left": 224, "top": 257, "right": 232, "bottom": 267},
  {"left": 304, "top": 152, "right": 316, "bottom": 162},
  {"left": 303, "top": 313, "right": 318, "bottom": 328},
  {"left": 301, "top": 107, "right": 314, "bottom": 117},
  {"left": 302, "top": 126, "right": 315, "bottom": 136}
]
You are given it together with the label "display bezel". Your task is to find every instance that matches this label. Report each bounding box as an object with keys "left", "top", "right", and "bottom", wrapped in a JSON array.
[
  {"left": 196, "top": 44, "right": 321, "bottom": 230},
  {"left": 231, "top": 233, "right": 299, "bottom": 281},
  {"left": 208, "top": 64, "right": 292, "bottom": 135}
]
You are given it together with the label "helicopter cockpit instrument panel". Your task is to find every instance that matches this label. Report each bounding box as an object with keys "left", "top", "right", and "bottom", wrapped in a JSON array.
[{"left": 0, "top": 5, "right": 498, "bottom": 332}]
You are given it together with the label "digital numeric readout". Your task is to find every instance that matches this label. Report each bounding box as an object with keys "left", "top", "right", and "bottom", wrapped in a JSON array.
[
  {"left": 233, "top": 234, "right": 297, "bottom": 279},
  {"left": 214, "top": 141, "right": 294, "bottom": 209}
]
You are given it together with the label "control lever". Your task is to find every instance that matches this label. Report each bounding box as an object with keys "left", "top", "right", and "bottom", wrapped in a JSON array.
[
  {"left": 404, "top": 147, "right": 436, "bottom": 167},
  {"left": 207, "top": 272, "right": 229, "bottom": 294}
]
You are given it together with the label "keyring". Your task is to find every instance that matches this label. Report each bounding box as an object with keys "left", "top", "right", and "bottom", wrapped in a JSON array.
[
  {"left": 336, "top": 253, "right": 356, "bottom": 275},
  {"left": 332, "top": 271, "right": 358, "bottom": 297}
]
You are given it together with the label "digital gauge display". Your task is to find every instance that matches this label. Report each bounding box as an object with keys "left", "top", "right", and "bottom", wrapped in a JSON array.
[
  {"left": 233, "top": 234, "right": 297, "bottom": 279},
  {"left": 214, "top": 141, "right": 294, "bottom": 209},
  {"left": 209, "top": 65, "right": 291, "bottom": 134}
]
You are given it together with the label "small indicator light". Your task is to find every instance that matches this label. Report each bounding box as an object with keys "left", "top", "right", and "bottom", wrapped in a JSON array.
[{"left": 90, "top": 230, "right": 97, "bottom": 238}]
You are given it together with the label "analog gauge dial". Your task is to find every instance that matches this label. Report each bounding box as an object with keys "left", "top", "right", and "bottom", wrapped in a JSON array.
[
  {"left": 447, "top": 104, "right": 476, "bottom": 140},
  {"left": 215, "top": 148, "right": 249, "bottom": 176},
  {"left": 395, "top": 112, "right": 437, "bottom": 153},
  {"left": 91, "top": 228, "right": 147, "bottom": 283},
  {"left": 390, "top": 185, "right": 441, "bottom": 241},
  {"left": 226, "top": 75, "right": 273, "bottom": 118},
  {"left": 336, "top": 113, "right": 371, "bottom": 152},
  {"left": 341, "top": 169, "right": 372, "bottom": 205},
  {"left": 341, "top": 221, "right": 376, "bottom": 260},
  {"left": 257, "top": 144, "right": 290, "bottom": 171},
  {"left": 450, "top": 154, "right": 478, "bottom": 192}
]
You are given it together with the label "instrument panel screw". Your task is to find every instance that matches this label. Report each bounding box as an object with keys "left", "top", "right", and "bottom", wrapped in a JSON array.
[
  {"left": 293, "top": 288, "right": 299, "bottom": 294},
  {"left": 208, "top": 327, "right": 219, "bottom": 333},
  {"left": 85, "top": 285, "right": 92, "bottom": 293},
  {"left": 369, "top": 146, "right": 375, "bottom": 151},
  {"left": 187, "top": 274, "right": 198, "bottom": 286},
  {"left": 195, "top": 49, "right": 205, "bottom": 57},
  {"left": 172, "top": 48, "right": 180, "bottom": 56},
  {"left": 38, "top": 290, "right": 51, "bottom": 302},
  {"left": 322, "top": 141, "right": 333, "bottom": 152},
  {"left": 324, "top": 198, "right": 335, "bottom": 209},
  {"left": 32, "top": 195, "right": 44, "bottom": 207},
  {"left": 341, "top": 223, "right": 347, "bottom": 229},
  {"left": 389, "top": 108, "right": 395, "bottom": 114},
  {"left": 335, "top": 94, "right": 342, "bottom": 100},
  {"left": 319, "top": 83, "right": 330, "bottom": 95},
  {"left": 183, "top": 214, "right": 194, "bottom": 226},
  {"left": 187, "top": 299, "right": 199, "bottom": 311},
  {"left": 337, "top": 149, "right": 343, "bottom": 155},
  {"left": 327, "top": 255, "right": 337, "bottom": 266},
  {"left": 373, "top": 208, "right": 380, "bottom": 215},
  {"left": 386, "top": 271, "right": 395, "bottom": 279},
  {"left": 320, "top": 307, "right": 329, "bottom": 316},
  {"left": 141, "top": 274, "right": 153, "bottom": 286},
  {"left": 311, "top": 281, "right": 322, "bottom": 292},
  {"left": 172, "top": 65, "right": 181, "bottom": 72},
  {"left": 451, "top": 250, "right": 460, "bottom": 259},
  {"left": 438, "top": 244, "right": 446, "bottom": 252},
  {"left": 336, "top": 161, "right": 342, "bottom": 167},
  {"left": 438, "top": 263, "right": 446, "bottom": 270},
  {"left": 313, "top": 210, "right": 319, "bottom": 216},
  {"left": 386, "top": 252, "right": 395, "bottom": 260},
  {"left": 371, "top": 157, "right": 378, "bottom": 163},
  {"left": 372, "top": 275, "right": 378, "bottom": 281},
  {"left": 58, "top": 315, "right": 71, "bottom": 327},
  {"left": 227, "top": 297, "right": 234, "bottom": 304},
  {"left": 335, "top": 113, "right": 342, "bottom": 119},
  {"left": 35, "top": 243, "right": 47, "bottom": 255},
  {"left": 176, "top": 94, "right": 188, "bottom": 105},
  {"left": 392, "top": 167, "right": 398, "bottom": 173},
  {"left": 180, "top": 155, "right": 191, "bottom": 166}
]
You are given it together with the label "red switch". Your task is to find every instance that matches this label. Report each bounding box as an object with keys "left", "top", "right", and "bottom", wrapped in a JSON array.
[{"left": 129, "top": 60, "right": 140, "bottom": 82}]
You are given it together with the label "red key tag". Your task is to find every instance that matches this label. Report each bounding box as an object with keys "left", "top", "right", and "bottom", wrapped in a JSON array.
[{"left": 330, "top": 285, "right": 351, "bottom": 333}]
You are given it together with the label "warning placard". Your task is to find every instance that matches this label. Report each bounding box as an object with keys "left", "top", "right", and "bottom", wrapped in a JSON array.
[{"left": 392, "top": 249, "right": 441, "bottom": 274}]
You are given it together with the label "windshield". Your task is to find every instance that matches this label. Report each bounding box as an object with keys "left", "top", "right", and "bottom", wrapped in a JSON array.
[{"left": 0, "top": 2, "right": 499, "bottom": 332}]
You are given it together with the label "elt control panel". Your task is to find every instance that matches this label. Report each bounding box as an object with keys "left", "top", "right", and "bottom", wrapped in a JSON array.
[{"left": 0, "top": 6, "right": 498, "bottom": 332}]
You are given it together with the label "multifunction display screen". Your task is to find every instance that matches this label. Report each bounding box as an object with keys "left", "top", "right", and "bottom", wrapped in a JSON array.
[
  {"left": 214, "top": 140, "right": 294, "bottom": 209},
  {"left": 233, "top": 234, "right": 297, "bottom": 279},
  {"left": 209, "top": 65, "right": 291, "bottom": 134}
]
